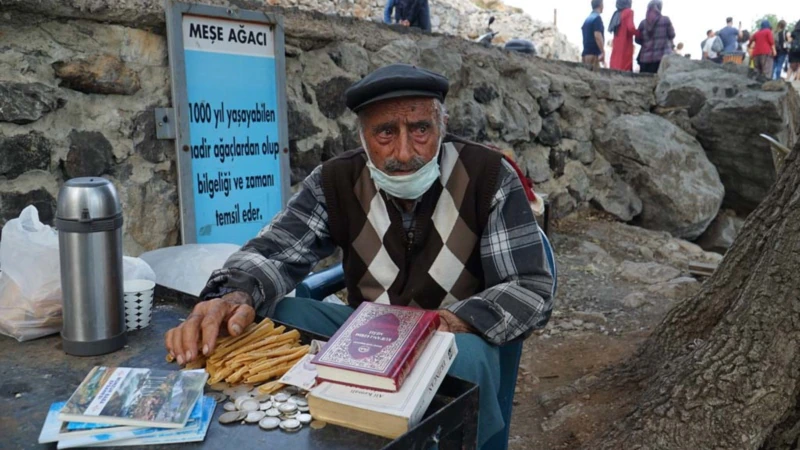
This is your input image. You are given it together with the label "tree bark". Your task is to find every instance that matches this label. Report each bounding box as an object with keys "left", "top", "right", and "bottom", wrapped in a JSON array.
[{"left": 588, "top": 142, "right": 800, "bottom": 449}]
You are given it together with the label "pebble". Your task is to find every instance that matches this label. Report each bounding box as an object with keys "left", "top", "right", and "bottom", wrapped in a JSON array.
[
  {"left": 571, "top": 319, "right": 584, "bottom": 327},
  {"left": 559, "top": 321, "right": 575, "bottom": 331},
  {"left": 245, "top": 411, "right": 266, "bottom": 423},
  {"left": 219, "top": 411, "right": 246, "bottom": 425}
]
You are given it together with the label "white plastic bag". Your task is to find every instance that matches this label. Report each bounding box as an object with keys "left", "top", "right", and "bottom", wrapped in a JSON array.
[
  {"left": 139, "top": 244, "right": 240, "bottom": 297},
  {"left": 123, "top": 256, "right": 156, "bottom": 283},
  {"left": 0, "top": 206, "right": 62, "bottom": 341}
]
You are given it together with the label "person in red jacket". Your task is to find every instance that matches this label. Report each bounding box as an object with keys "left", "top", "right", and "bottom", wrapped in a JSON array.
[
  {"left": 750, "top": 20, "right": 777, "bottom": 78},
  {"left": 608, "top": 0, "right": 639, "bottom": 71}
]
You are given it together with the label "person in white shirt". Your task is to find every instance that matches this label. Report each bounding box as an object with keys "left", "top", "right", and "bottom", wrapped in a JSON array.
[{"left": 703, "top": 30, "right": 721, "bottom": 63}]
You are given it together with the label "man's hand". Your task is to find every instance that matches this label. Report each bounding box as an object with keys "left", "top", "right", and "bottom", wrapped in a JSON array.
[
  {"left": 438, "top": 310, "right": 475, "bottom": 334},
  {"left": 401, "top": 20, "right": 410, "bottom": 26},
  {"left": 164, "top": 291, "right": 255, "bottom": 365}
]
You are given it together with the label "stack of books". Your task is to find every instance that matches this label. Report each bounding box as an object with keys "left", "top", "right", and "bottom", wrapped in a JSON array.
[
  {"left": 308, "top": 302, "right": 458, "bottom": 439},
  {"left": 39, "top": 367, "right": 215, "bottom": 448}
]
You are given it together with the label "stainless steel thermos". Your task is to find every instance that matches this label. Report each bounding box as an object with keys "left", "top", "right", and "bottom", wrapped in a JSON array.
[{"left": 56, "top": 178, "right": 126, "bottom": 356}]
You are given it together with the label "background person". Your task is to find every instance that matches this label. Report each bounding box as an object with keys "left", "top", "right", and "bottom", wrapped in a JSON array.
[
  {"left": 635, "top": 0, "right": 675, "bottom": 74},
  {"left": 750, "top": 20, "right": 776, "bottom": 78},
  {"left": 582, "top": 0, "right": 606, "bottom": 69},
  {"left": 608, "top": 0, "right": 638, "bottom": 71},
  {"left": 718, "top": 17, "right": 743, "bottom": 53},
  {"left": 789, "top": 21, "right": 800, "bottom": 81},
  {"left": 774, "top": 20, "right": 789, "bottom": 80}
]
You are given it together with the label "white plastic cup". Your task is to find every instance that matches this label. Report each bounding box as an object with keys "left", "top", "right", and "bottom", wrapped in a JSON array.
[{"left": 123, "top": 279, "right": 156, "bottom": 331}]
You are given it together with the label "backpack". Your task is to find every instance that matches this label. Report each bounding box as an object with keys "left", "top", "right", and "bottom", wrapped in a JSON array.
[
  {"left": 792, "top": 32, "right": 800, "bottom": 53},
  {"left": 711, "top": 36, "right": 724, "bottom": 53}
]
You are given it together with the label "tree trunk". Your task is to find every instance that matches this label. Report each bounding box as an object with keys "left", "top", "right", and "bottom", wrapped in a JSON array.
[{"left": 588, "top": 142, "right": 800, "bottom": 449}]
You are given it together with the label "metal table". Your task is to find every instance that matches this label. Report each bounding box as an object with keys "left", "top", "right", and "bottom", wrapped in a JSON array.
[{"left": 0, "top": 298, "right": 478, "bottom": 450}]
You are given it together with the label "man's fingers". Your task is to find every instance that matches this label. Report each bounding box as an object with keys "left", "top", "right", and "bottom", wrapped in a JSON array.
[
  {"left": 165, "top": 328, "right": 175, "bottom": 358},
  {"left": 171, "top": 325, "right": 185, "bottom": 365},
  {"left": 227, "top": 304, "right": 255, "bottom": 337},
  {"left": 200, "top": 301, "right": 227, "bottom": 356},
  {"left": 180, "top": 312, "right": 204, "bottom": 363}
]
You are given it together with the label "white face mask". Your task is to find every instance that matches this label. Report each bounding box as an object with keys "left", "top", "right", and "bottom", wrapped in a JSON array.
[{"left": 361, "top": 133, "right": 444, "bottom": 200}]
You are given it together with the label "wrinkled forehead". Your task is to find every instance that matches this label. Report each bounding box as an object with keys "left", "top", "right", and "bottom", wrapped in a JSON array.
[{"left": 358, "top": 97, "right": 438, "bottom": 127}]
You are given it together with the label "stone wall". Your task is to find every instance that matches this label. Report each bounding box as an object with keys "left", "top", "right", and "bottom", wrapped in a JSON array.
[{"left": 0, "top": 0, "right": 797, "bottom": 255}]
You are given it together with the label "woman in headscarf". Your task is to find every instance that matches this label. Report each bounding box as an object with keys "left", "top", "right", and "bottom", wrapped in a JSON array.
[
  {"left": 608, "top": 0, "right": 639, "bottom": 71},
  {"left": 749, "top": 20, "right": 776, "bottom": 78},
  {"left": 635, "top": 0, "right": 675, "bottom": 73}
]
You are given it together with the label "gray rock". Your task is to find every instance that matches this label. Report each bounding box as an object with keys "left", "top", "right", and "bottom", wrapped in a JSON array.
[
  {"left": 65, "top": 130, "right": 114, "bottom": 178},
  {"left": 537, "top": 113, "right": 562, "bottom": 147},
  {"left": 647, "top": 277, "right": 700, "bottom": 299},
  {"left": 618, "top": 261, "right": 681, "bottom": 284},
  {"left": 639, "top": 246, "right": 655, "bottom": 260},
  {"left": 473, "top": 84, "right": 499, "bottom": 104},
  {"left": 595, "top": 114, "right": 724, "bottom": 239},
  {"left": 559, "top": 321, "right": 575, "bottom": 331},
  {"left": 621, "top": 292, "right": 650, "bottom": 309},
  {"left": 131, "top": 110, "right": 171, "bottom": 164},
  {"left": 52, "top": 54, "right": 141, "bottom": 95},
  {"left": 0, "top": 82, "right": 65, "bottom": 124},
  {"left": 327, "top": 43, "right": 370, "bottom": 78},
  {"left": 561, "top": 139, "right": 595, "bottom": 165},
  {"left": 563, "top": 161, "right": 591, "bottom": 202},
  {"left": 370, "top": 39, "right": 421, "bottom": 70},
  {"left": 695, "top": 209, "right": 745, "bottom": 254},
  {"left": 525, "top": 75, "right": 551, "bottom": 99},
  {"left": 314, "top": 76, "right": 354, "bottom": 119},
  {"left": 586, "top": 155, "right": 642, "bottom": 222},
  {"left": 518, "top": 144, "right": 551, "bottom": 184},
  {"left": 0, "top": 132, "right": 51, "bottom": 179},
  {"left": 446, "top": 95, "right": 487, "bottom": 142},
  {"left": 657, "top": 55, "right": 800, "bottom": 213},
  {"left": 419, "top": 42, "right": 463, "bottom": 88},
  {"left": 539, "top": 92, "right": 564, "bottom": 116},
  {"left": 0, "top": 171, "right": 57, "bottom": 233},
  {"left": 654, "top": 106, "right": 696, "bottom": 136},
  {"left": 571, "top": 310, "right": 608, "bottom": 324}
]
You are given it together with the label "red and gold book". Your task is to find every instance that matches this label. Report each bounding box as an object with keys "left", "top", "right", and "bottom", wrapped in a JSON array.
[{"left": 311, "top": 302, "right": 440, "bottom": 392}]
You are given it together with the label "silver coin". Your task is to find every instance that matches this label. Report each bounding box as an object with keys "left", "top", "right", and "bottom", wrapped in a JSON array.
[
  {"left": 208, "top": 392, "right": 228, "bottom": 403},
  {"left": 223, "top": 388, "right": 237, "bottom": 397},
  {"left": 283, "top": 386, "right": 300, "bottom": 394},
  {"left": 292, "top": 396, "right": 308, "bottom": 407},
  {"left": 278, "top": 402, "right": 297, "bottom": 413},
  {"left": 240, "top": 399, "right": 260, "bottom": 412},
  {"left": 273, "top": 393, "right": 289, "bottom": 403},
  {"left": 280, "top": 412, "right": 298, "bottom": 420},
  {"left": 297, "top": 413, "right": 313, "bottom": 425},
  {"left": 254, "top": 393, "right": 272, "bottom": 402},
  {"left": 245, "top": 411, "right": 266, "bottom": 423},
  {"left": 309, "top": 420, "right": 327, "bottom": 430},
  {"left": 265, "top": 408, "right": 281, "bottom": 417},
  {"left": 219, "top": 411, "right": 246, "bottom": 425},
  {"left": 258, "top": 417, "right": 281, "bottom": 430},
  {"left": 297, "top": 405, "right": 310, "bottom": 413},
  {"left": 234, "top": 396, "right": 249, "bottom": 410},
  {"left": 209, "top": 382, "right": 229, "bottom": 392},
  {"left": 259, "top": 401, "right": 273, "bottom": 411},
  {"left": 223, "top": 402, "right": 237, "bottom": 412},
  {"left": 279, "top": 419, "right": 301, "bottom": 431}
]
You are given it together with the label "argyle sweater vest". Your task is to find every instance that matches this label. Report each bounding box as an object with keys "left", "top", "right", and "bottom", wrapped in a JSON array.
[{"left": 320, "top": 136, "right": 503, "bottom": 310}]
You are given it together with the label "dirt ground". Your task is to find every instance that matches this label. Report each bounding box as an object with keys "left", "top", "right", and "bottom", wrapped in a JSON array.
[{"left": 507, "top": 210, "right": 719, "bottom": 449}]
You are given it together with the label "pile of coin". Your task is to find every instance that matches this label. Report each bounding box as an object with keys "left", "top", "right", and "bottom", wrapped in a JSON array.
[{"left": 209, "top": 383, "right": 325, "bottom": 433}]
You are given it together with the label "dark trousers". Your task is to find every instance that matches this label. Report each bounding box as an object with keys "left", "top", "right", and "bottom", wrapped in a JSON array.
[{"left": 639, "top": 61, "right": 661, "bottom": 73}]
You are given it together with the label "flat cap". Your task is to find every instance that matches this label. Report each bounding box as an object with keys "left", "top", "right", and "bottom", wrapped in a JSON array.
[{"left": 345, "top": 64, "right": 449, "bottom": 113}]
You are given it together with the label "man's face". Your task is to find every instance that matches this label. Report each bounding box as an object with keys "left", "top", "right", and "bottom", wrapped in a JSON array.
[{"left": 359, "top": 97, "right": 443, "bottom": 175}]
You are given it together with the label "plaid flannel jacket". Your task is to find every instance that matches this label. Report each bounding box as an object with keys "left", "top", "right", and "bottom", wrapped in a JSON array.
[
  {"left": 201, "top": 158, "right": 555, "bottom": 346},
  {"left": 636, "top": 15, "right": 676, "bottom": 64}
]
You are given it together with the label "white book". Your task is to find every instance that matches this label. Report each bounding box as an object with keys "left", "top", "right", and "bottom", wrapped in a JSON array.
[{"left": 308, "top": 331, "right": 458, "bottom": 439}]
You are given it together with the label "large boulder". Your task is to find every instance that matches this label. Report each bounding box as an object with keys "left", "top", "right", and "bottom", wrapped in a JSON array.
[
  {"left": 595, "top": 114, "right": 724, "bottom": 239},
  {"left": 695, "top": 209, "right": 746, "bottom": 254},
  {"left": 656, "top": 55, "right": 800, "bottom": 213}
]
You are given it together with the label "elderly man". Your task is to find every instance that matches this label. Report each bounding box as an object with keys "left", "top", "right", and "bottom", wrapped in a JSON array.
[{"left": 165, "top": 64, "right": 554, "bottom": 448}]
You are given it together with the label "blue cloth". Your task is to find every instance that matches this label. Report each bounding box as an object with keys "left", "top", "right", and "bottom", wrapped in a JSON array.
[
  {"left": 718, "top": 26, "right": 740, "bottom": 52},
  {"left": 273, "top": 297, "right": 503, "bottom": 449},
  {"left": 774, "top": 53, "right": 788, "bottom": 79},
  {"left": 582, "top": 11, "right": 605, "bottom": 56},
  {"left": 384, "top": 0, "right": 395, "bottom": 24}
]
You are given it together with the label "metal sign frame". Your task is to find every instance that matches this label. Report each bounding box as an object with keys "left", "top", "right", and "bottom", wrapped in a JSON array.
[{"left": 165, "top": 0, "right": 291, "bottom": 244}]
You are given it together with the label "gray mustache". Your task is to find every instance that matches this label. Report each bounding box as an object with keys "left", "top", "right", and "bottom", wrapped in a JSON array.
[{"left": 383, "top": 156, "right": 427, "bottom": 174}]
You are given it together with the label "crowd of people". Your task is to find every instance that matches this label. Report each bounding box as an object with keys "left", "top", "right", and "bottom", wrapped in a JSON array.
[{"left": 581, "top": 0, "right": 800, "bottom": 80}]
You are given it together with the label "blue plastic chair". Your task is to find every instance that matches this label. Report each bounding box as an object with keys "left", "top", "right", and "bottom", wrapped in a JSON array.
[{"left": 296, "top": 225, "right": 557, "bottom": 450}]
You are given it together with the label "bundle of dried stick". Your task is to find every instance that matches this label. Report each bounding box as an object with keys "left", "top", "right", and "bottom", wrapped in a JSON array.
[{"left": 168, "top": 318, "right": 308, "bottom": 394}]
